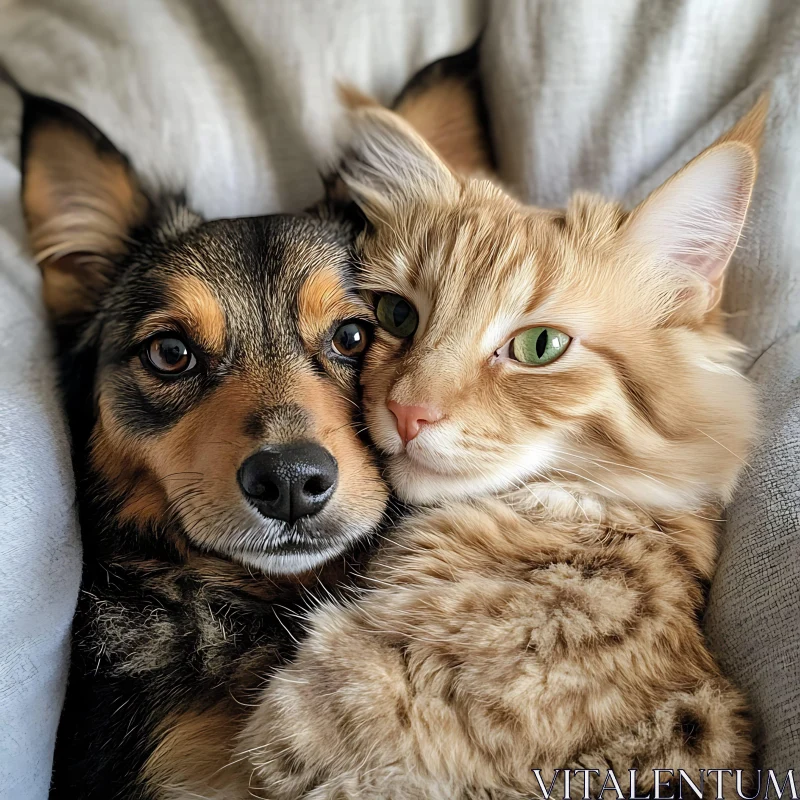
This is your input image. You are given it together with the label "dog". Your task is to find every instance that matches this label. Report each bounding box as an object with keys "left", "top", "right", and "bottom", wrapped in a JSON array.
[{"left": 13, "top": 43, "right": 491, "bottom": 799}]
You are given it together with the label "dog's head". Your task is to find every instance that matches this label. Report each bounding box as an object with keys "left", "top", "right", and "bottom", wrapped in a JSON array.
[{"left": 20, "top": 95, "right": 388, "bottom": 574}]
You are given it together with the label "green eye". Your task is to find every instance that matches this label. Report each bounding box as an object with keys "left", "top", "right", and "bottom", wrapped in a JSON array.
[
  {"left": 510, "top": 326, "right": 571, "bottom": 366},
  {"left": 376, "top": 294, "right": 418, "bottom": 338}
]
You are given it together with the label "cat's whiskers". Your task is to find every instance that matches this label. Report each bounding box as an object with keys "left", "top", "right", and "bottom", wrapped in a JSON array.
[
  {"left": 547, "top": 465, "right": 653, "bottom": 518},
  {"left": 497, "top": 440, "right": 698, "bottom": 489},
  {"left": 695, "top": 428, "right": 752, "bottom": 470},
  {"left": 474, "top": 441, "right": 724, "bottom": 524},
  {"left": 515, "top": 446, "right": 726, "bottom": 524},
  {"left": 551, "top": 446, "right": 693, "bottom": 486}
]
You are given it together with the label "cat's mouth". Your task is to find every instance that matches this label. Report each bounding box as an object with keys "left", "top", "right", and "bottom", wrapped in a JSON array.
[
  {"left": 368, "top": 405, "right": 469, "bottom": 477},
  {"left": 399, "top": 441, "right": 470, "bottom": 478},
  {"left": 402, "top": 444, "right": 439, "bottom": 469},
  {"left": 387, "top": 447, "right": 521, "bottom": 505},
  {"left": 387, "top": 433, "right": 561, "bottom": 506},
  {"left": 371, "top": 404, "right": 527, "bottom": 495}
]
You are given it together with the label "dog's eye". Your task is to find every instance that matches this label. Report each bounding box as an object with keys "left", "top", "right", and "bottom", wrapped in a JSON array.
[
  {"left": 331, "top": 322, "right": 369, "bottom": 359},
  {"left": 143, "top": 335, "right": 197, "bottom": 375}
]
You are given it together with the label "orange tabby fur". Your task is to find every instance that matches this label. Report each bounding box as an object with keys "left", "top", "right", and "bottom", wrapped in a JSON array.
[{"left": 241, "top": 97, "right": 767, "bottom": 799}]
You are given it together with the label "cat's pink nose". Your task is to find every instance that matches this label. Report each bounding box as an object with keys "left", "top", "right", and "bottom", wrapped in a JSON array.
[{"left": 387, "top": 401, "right": 442, "bottom": 445}]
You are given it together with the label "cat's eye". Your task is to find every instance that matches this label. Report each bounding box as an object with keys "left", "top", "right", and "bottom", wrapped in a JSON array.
[
  {"left": 510, "top": 326, "right": 571, "bottom": 366},
  {"left": 331, "top": 321, "right": 370, "bottom": 359},
  {"left": 142, "top": 335, "right": 197, "bottom": 376},
  {"left": 376, "top": 294, "right": 418, "bottom": 338}
]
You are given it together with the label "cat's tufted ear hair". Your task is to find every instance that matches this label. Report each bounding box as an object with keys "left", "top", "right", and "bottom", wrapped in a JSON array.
[
  {"left": 620, "top": 94, "right": 769, "bottom": 313},
  {"left": 20, "top": 91, "right": 151, "bottom": 324},
  {"left": 336, "top": 87, "right": 461, "bottom": 222}
]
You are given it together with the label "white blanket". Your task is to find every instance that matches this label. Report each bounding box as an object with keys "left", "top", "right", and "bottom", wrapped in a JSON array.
[
  {"left": 0, "top": 83, "right": 81, "bottom": 796},
  {"left": 0, "top": 1, "right": 797, "bottom": 796}
]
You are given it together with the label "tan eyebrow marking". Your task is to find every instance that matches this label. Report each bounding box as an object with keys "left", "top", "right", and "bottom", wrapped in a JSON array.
[
  {"left": 135, "top": 275, "right": 226, "bottom": 352},
  {"left": 297, "top": 265, "right": 369, "bottom": 348}
]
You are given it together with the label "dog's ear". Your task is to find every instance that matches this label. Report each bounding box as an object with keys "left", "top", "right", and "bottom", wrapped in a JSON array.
[
  {"left": 324, "top": 42, "right": 492, "bottom": 219},
  {"left": 392, "top": 40, "right": 495, "bottom": 176},
  {"left": 20, "top": 94, "right": 150, "bottom": 324}
]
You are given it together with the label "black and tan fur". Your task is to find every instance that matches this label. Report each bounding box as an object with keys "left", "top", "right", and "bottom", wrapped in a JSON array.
[{"left": 14, "top": 47, "right": 492, "bottom": 800}]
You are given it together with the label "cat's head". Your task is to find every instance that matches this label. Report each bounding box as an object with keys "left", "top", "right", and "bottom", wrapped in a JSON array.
[{"left": 339, "top": 96, "right": 767, "bottom": 513}]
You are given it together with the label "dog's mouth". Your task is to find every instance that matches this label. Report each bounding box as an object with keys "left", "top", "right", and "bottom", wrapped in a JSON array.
[
  {"left": 236, "top": 540, "right": 356, "bottom": 575},
  {"left": 182, "top": 499, "right": 376, "bottom": 576}
]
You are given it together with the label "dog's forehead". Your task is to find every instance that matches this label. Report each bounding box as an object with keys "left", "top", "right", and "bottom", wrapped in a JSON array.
[
  {"left": 129, "top": 213, "right": 356, "bottom": 348},
  {"left": 184, "top": 214, "right": 352, "bottom": 300}
]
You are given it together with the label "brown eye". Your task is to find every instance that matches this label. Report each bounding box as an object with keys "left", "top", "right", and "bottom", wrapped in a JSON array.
[
  {"left": 143, "top": 335, "right": 197, "bottom": 375},
  {"left": 331, "top": 322, "right": 369, "bottom": 359}
]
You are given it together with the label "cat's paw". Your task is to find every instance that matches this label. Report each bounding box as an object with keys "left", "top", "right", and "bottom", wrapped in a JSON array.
[
  {"left": 241, "top": 602, "right": 413, "bottom": 798},
  {"left": 239, "top": 679, "right": 319, "bottom": 799}
]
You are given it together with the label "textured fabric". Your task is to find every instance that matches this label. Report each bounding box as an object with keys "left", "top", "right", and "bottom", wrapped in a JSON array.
[
  {"left": 0, "top": 2, "right": 482, "bottom": 797},
  {"left": 706, "top": 332, "right": 800, "bottom": 772},
  {"left": 0, "top": 85, "right": 82, "bottom": 797},
  {"left": 482, "top": 0, "right": 800, "bottom": 767}
]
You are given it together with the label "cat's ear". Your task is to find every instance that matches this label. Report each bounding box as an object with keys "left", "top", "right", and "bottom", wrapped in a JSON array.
[
  {"left": 620, "top": 94, "right": 768, "bottom": 312},
  {"left": 337, "top": 88, "right": 460, "bottom": 222},
  {"left": 20, "top": 93, "right": 150, "bottom": 324}
]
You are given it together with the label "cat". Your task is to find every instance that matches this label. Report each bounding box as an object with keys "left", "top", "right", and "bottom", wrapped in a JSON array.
[{"left": 239, "top": 94, "right": 768, "bottom": 799}]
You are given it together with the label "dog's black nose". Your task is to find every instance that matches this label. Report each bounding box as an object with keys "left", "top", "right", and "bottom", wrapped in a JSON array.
[{"left": 238, "top": 443, "right": 338, "bottom": 524}]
